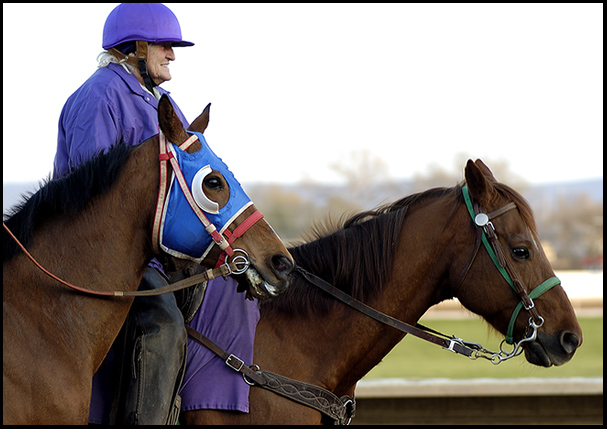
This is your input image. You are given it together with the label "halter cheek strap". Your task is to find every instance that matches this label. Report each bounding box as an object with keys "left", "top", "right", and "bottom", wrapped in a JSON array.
[
  {"left": 461, "top": 186, "right": 559, "bottom": 344},
  {"left": 152, "top": 130, "right": 198, "bottom": 254},
  {"left": 214, "top": 210, "right": 265, "bottom": 268}
]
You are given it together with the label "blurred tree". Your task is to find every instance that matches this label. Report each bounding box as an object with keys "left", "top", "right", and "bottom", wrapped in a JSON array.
[
  {"left": 245, "top": 153, "right": 601, "bottom": 270},
  {"left": 539, "top": 193, "right": 603, "bottom": 269},
  {"left": 328, "top": 149, "right": 400, "bottom": 210},
  {"left": 410, "top": 152, "right": 529, "bottom": 193},
  {"left": 246, "top": 184, "right": 317, "bottom": 242}
]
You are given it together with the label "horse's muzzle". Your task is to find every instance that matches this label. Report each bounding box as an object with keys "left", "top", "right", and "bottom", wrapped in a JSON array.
[
  {"left": 524, "top": 330, "right": 582, "bottom": 367},
  {"left": 241, "top": 255, "right": 293, "bottom": 300}
]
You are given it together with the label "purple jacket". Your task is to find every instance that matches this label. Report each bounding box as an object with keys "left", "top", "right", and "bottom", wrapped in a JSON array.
[
  {"left": 53, "top": 62, "right": 189, "bottom": 273},
  {"left": 53, "top": 62, "right": 189, "bottom": 178}
]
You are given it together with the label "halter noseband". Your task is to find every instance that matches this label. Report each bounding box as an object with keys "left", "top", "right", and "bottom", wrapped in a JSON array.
[
  {"left": 461, "top": 186, "right": 559, "bottom": 345},
  {"left": 151, "top": 129, "right": 263, "bottom": 272}
]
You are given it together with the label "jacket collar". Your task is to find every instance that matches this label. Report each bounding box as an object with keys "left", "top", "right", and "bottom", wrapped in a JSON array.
[{"left": 106, "top": 62, "right": 169, "bottom": 105}]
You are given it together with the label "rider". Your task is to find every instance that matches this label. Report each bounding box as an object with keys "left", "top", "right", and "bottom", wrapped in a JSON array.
[{"left": 53, "top": 4, "right": 260, "bottom": 424}]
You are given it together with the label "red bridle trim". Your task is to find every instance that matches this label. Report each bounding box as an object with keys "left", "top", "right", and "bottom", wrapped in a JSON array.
[
  {"left": 152, "top": 131, "right": 171, "bottom": 254},
  {"left": 223, "top": 210, "right": 264, "bottom": 246},
  {"left": 214, "top": 210, "right": 265, "bottom": 268}
]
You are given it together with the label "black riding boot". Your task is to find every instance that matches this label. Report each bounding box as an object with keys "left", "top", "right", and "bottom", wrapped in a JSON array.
[{"left": 111, "top": 267, "right": 187, "bottom": 425}]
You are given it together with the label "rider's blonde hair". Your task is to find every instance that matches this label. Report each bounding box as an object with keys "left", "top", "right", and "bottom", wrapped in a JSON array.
[
  {"left": 96, "top": 49, "right": 160, "bottom": 99},
  {"left": 96, "top": 50, "right": 136, "bottom": 72}
]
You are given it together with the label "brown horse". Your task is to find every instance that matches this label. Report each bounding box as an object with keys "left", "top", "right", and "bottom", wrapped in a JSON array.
[
  {"left": 2, "top": 96, "right": 294, "bottom": 424},
  {"left": 181, "top": 159, "right": 582, "bottom": 425}
]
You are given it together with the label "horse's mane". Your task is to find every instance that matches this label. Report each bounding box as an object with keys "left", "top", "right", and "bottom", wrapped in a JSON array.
[
  {"left": 261, "top": 181, "right": 538, "bottom": 319},
  {"left": 260, "top": 186, "right": 461, "bottom": 319},
  {"left": 3, "top": 144, "right": 133, "bottom": 262}
]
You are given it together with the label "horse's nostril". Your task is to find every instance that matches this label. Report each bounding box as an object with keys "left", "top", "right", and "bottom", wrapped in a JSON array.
[
  {"left": 271, "top": 255, "right": 294, "bottom": 276},
  {"left": 560, "top": 331, "right": 581, "bottom": 354}
]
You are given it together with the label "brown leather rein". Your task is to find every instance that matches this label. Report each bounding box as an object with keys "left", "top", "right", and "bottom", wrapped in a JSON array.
[
  {"left": 3, "top": 221, "right": 242, "bottom": 297},
  {"left": 185, "top": 324, "right": 356, "bottom": 425}
]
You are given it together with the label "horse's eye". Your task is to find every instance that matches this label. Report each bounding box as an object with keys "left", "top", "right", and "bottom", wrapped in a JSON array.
[
  {"left": 204, "top": 176, "right": 223, "bottom": 190},
  {"left": 512, "top": 247, "right": 530, "bottom": 260}
]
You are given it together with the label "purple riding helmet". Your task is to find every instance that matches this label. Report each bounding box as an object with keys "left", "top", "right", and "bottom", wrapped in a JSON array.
[
  {"left": 102, "top": 3, "right": 194, "bottom": 50},
  {"left": 102, "top": 3, "right": 194, "bottom": 92}
]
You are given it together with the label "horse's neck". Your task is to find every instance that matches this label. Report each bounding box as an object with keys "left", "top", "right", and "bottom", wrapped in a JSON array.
[
  {"left": 74, "top": 141, "right": 161, "bottom": 352},
  {"left": 256, "top": 281, "right": 439, "bottom": 396},
  {"left": 52, "top": 142, "right": 158, "bottom": 289},
  {"left": 2, "top": 140, "right": 162, "bottom": 424},
  {"left": 257, "top": 201, "right": 459, "bottom": 397},
  {"left": 7, "top": 140, "right": 160, "bottom": 369}
]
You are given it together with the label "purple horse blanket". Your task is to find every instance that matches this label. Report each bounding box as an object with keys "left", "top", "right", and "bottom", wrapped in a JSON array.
[{"left": 88, "top": 277, "right": 259, "bottom": 423}]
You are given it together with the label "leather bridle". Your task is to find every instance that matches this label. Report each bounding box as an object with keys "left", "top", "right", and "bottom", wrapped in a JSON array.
[{"left": 3, "top": 130, "right": 264, "bottom": 298}]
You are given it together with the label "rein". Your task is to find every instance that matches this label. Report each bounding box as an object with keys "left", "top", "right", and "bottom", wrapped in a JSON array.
[
  {"left": 185, "top": 324, "right": 356, "bottom": 425},
  {"left": 3, "top": 130, "right": 263, "bottom": 298},
  {"left": 295, "top": 267, "right": 477, "bottom": 357},
  {"left": 3, "top": 221, "right": 243, "bottom": 297}
]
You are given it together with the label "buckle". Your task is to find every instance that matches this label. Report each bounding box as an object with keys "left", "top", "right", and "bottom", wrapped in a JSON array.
[
  {"left": 229, "top": 249, "right": 250, "bottom": 275},
  {"left": 523, "top": 299, "right": 535, "bottom": 311},
  {"left": 226, "top": 354, "right": 245, "bottom": 371},
  {"left": 443, "top": 337, "right": 461, "bottom": 353}
]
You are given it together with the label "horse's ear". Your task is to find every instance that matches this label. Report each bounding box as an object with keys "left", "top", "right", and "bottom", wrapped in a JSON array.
[
  {"left": 465, "top": 159, "right": 495, "bottom": 205},
  {"left": 188, "top": 103, "right": 211, "bottom": 134},
  {"left": 474, "top": 159, "right": 497, "bottom": 182},
  {"left": 158, "top": 94, "right": 189, "bottom": 144}
]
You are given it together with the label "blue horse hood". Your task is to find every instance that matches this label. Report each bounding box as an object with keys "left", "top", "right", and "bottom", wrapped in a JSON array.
[{"left": 159, "top": 131, "right": 252, "bottom": 262}]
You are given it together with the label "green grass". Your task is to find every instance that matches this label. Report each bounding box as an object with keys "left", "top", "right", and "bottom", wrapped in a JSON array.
[{"left": 363, "top": 317, "right": 603, "bottom": 379}]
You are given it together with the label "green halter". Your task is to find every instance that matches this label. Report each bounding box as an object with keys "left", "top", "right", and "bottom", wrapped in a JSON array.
[{"left": 461, "top": 186, "right": 559, "bottom": 344}]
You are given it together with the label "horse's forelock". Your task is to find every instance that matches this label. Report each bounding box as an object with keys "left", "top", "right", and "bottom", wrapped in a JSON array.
[{"left": 485, "top": 182, "right": 539, "bottom": 241}]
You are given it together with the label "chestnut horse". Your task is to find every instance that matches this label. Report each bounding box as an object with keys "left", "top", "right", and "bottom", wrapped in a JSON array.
[
  {"left": 2, "top": 96, "right": 293, "bottom": 424},
  {"left": 181, "top": 159, "right": 582, "bottom": 425}
]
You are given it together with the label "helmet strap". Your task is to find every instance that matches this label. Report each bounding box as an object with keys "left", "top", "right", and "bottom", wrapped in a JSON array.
[
  {"left": 135, "top": 40, "right": 157, "bottom": 93},
  {"left": 108, "top": 41, "right": 157, "bottom": 94}
]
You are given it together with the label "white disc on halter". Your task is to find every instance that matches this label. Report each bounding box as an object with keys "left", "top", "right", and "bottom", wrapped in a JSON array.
[
  {"left": 191, "top": 165, "right": 220, "bottom": 214},
  {"left": 475, "top": 213, "right": 489, "bottom": 227}
]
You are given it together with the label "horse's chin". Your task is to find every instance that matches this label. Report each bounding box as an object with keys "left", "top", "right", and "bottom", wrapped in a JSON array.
[
  {"left": 523, "top": 332, "right": 575, "bottom": 367},
  {"left": 241, "top": 267, "right": 283, "bottom": 300},
  {"left": 524, "top": 341, "right": 554, "bottom": 367}
]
